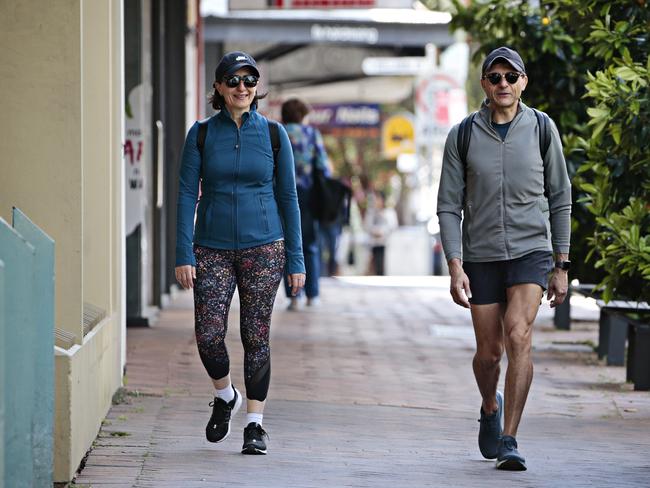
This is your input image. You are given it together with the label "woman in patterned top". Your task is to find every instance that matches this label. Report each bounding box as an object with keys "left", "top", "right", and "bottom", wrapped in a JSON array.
[{"left": 281, "top": 98, "right": 331, "bottom": 310}]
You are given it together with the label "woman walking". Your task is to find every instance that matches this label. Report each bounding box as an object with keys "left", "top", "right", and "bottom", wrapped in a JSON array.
[{"left": 175, "top": 51, "right": 305, "bottom": 455}]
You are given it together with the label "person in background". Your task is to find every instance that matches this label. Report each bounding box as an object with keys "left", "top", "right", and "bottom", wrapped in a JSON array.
[
  {"left": 175, "top": 51, "right": 305, "bottom": 455},
  {"left": 281, "top": 97, "right": 331, "bottom": 309},
  {"left": 364, "top": 191, "right": 398, "bottom": 276}
]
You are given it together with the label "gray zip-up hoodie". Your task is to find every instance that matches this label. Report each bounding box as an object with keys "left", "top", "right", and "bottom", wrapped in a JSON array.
[{"left": 437, "top": 101, "right": 571, "bottom": 263}]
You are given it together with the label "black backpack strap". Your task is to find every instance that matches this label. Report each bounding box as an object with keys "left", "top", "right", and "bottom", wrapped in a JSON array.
[
  {"left": 456, "top": 111, "right": 476, "bottom": 195},
  {"left": 457, "top": 111, "right": 476, "bottom": 168},
  {"left": 267, "top": 120, "right": 281, "bottom": 177},
  {"left": 197, "top": 120, "right": 208, "bottom": 159},
  {"left": 532, "top": 108, "right": 553, "bottom": 198},
  {"left": 532, "top": 108, "right": 551, "bottom": 161}
]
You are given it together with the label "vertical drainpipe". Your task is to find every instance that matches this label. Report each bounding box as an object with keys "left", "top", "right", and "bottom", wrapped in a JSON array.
[{"left": 196, "top": 0, "right": 204, "bottom": 119}]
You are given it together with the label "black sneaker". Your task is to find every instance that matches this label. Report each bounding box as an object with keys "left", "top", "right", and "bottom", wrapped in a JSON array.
[
  {"left": 242, "top": 422, "right": 269, "bottom": 455},
  {"left": 496, "top": 435, "right": 527, "bottom": 471},
  {"left": 206, "top": 387, "right": 241, "bottom": 443},
  {"left": 478, "top": 390, "right": 503, "bottom": 459}
]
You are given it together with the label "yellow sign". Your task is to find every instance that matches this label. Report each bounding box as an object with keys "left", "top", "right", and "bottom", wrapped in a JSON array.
[{"left": 382, "top": 113, "right": 415, "bottom": 159}]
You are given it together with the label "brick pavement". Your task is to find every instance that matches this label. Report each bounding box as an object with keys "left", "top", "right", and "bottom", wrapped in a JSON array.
[{"left": 74, "top": 277, "right": 650, "bottom": 488}]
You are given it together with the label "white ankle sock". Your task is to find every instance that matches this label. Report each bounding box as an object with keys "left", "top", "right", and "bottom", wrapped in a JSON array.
[
  {"left": 215, "top": 384, "right": 235, "bottom": 403},
  {"left": 246, "top": 413, "right": 263, "bottom": 426}
]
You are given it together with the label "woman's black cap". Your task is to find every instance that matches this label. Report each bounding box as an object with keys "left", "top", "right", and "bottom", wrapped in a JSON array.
[{"left": 214, "top": 51, "right": 260, "bottom": 80}]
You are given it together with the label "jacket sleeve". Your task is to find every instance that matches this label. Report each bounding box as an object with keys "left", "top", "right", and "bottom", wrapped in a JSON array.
[
  {"left": 276, "top": 123, "right": 306, "bottom": 274},
  {"left": 436, "top": 124, "right": 465, "bottom": 262},
  {"left": 544, "top": 118, "right": 572, "bottom": 254},
  {"left": 175, "top": 122, "right": 201, "bottom": 267}
]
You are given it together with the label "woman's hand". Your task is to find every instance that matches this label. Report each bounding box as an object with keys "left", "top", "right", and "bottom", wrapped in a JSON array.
[
  {"left": 175, "top": 265, "right": 196, "bottom": 290},
  {"left": 287, "top": 273, "right": 306, "bottom": 296}
]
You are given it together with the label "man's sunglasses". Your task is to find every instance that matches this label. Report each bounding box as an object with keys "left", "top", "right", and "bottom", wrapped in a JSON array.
[
  {"left": 482, "top": 72, "right": 524, "bottom": 85},
  {"left": 223, "top": 74, "right": 259, "bottom": 88}
]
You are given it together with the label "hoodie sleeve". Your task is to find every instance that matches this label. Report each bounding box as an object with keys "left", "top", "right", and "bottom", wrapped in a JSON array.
[
  {"left": 175, "top": 122, "right": 201, "bottom": 267},
  {"left": 436, "top": 124, "right": 465, "bottom": 262},
  {"left": 275, "top": 123, "right": 306, "bottom": 274}
]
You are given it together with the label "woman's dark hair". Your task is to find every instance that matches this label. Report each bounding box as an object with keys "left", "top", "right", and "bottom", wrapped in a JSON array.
[
  {"left": 281, "top": 98, "right": 310, "bottom": 124},
  {"left": 208, "top": 83, "right": 267, "bottom": 111}
]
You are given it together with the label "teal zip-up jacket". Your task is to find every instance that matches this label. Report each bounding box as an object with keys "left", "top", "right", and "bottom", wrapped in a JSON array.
[{"left": 175, "top": 107, "right": 305, "bottom": 274}]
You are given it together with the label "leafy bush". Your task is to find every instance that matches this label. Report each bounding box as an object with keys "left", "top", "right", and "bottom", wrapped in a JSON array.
[{"left": 576, "top": 10, "right": 650, "bottom": 302}]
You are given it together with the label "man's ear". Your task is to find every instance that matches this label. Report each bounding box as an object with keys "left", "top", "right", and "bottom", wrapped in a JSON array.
[{"left": 520, "top": 76, "right": 528, "bottom": 92}]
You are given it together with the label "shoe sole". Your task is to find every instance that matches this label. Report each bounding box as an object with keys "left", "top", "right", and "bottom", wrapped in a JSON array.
[
  {"left": 496, "top": 457, "right": 527, "bottom": 471},
  {"left": 479, "top": 390, "right": 503, "bottom": 459},
  {"left": 241, "top": 445, "right": 267, "bottom": 455},
  {"left": 207, "top": 388, "right": 242, "bottom": 444}
]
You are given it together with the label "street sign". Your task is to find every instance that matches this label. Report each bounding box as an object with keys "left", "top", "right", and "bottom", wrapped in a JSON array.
[
  {"left": 362, "top": 56, "right": 430, "bottom": 76},
  {"left": 382, "top": 113, "right": 415, "bottom": 159}
]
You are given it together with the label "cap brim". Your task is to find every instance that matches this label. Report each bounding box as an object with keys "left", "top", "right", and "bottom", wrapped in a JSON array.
[
  {"left": 224, "top": 62, "right": 260, "bottom": 78},
  {"left": 486, "top": 56, "right": 525, "bottom": 74}
]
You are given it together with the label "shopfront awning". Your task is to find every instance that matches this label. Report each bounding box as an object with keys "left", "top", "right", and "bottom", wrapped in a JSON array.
[{"left": 203, "top": 8, "right": 454, "bottom": 48}]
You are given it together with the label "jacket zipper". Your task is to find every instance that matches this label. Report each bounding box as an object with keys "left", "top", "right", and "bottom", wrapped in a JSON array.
[
  {"left": 233, "top": 127, "right": 241, "bottom": 249},
  {"left": 259, "top": 194, "right": 269, "bottom": 233}
]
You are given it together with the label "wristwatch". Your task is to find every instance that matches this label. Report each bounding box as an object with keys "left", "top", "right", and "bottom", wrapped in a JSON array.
[{"left": 554, "top": 260, "right": 571, "bottom": 271}]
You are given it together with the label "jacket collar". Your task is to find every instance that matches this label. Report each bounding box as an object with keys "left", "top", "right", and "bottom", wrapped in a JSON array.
[
  {"left": 478, "top": 99, "right": 526, "bottom": 125},
  {"left": 217, "top": 104, "right": 258, "bottom": 124}
]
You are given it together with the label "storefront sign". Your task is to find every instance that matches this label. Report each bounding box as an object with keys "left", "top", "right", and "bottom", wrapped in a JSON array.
[{"left": 310, "top": 103, "right": 381, "bottom": 128}]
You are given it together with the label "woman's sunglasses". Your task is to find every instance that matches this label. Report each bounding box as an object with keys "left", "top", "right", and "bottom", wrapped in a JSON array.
[
  {"left": 223, "top": 74, "right": 259, "bottom": 88},
  {"left": 482, "top": 72, "right": 524, "bottom": 85}
]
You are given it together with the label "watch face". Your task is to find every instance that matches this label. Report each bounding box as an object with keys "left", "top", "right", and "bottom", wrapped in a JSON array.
[{"left": 555, "top": 261, "right": 571, "bottom": 270}]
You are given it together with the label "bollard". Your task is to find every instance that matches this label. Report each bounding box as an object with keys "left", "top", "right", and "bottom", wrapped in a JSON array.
[{"left": 553, "top": 287, "right": 571, "bottom": 330}]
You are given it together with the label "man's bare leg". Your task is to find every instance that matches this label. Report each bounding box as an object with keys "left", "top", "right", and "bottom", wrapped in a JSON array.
[
  {"left": 470, "top": 303, "right": 505, "bottom": 413},
  {"left": 502, "top": 284, "right": 543, "bottom": 437}
]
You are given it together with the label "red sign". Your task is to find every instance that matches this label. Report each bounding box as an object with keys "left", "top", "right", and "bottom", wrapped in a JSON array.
[{"left": 267, "top": 0, "right": 375, "bottom": 6}]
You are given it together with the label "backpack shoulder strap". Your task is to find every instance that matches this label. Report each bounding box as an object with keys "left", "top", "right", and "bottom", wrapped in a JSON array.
[
  {"left": 196, "top": 119, "right": 209, "bottom": 161},
  {"left": 532, "top": 108, "right": 551, "bottom": 161},
  {"left": 267, "top": 120, "right": 281, "bottom": 177},
  {"left": 457, "top": 111, "right": 477, "bottom": 168}
]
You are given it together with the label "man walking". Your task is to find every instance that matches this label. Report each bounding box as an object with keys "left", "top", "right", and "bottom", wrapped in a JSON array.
[{"left": 437, "top": 47, "right": 571, "bottom": 470}]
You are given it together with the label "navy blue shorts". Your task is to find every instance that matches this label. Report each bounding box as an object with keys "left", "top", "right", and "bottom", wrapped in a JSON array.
[{"left": 463, "top": 251, "right": 554, "bottom": 305}]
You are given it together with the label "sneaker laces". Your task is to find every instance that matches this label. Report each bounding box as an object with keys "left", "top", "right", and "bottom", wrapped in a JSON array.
[
  {"left": 208, "top": 398, "right": 231, "bottom": 423},
  {"left": 501, "top": 436, "right": 517, "bottom": 450},
  {"left": 245, "top": 423, "right": 269, "bottom": 440}
]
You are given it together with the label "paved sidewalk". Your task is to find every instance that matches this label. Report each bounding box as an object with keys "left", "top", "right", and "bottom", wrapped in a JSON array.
[{"left": 75, "top": 277, "right": 650, "bottom": 487}]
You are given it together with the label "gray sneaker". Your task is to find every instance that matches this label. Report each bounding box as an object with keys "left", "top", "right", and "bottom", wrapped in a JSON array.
[
  {"left": 478, "top": 390, "right": 503, "bottom": 459},
  {"left": 496, "top": 435, "right": 527, "bottom": 471}
]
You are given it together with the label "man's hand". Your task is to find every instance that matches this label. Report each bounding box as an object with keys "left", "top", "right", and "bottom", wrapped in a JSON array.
[
  {"left": 287, "top": 273, "right": 306, "bottom": 296},
  {"left": 448, "top": 258, "right": 472, "bottom": 308},
  {"left": 547, "top": 268, "right": 568, "bottom": 308},
  {"left": 175, "top": 265, "right": 196, "bottom": 290}
]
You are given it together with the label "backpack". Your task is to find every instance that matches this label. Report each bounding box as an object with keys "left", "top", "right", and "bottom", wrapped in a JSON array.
[
  {"left": 310, "top": 168, "right": 352, "bottom": 225},
  {"left": 196, "top": 119, "right": 281, "bottom": 175},
  {"left": 305, "top": 129, "right": 351, "bottom": 225},
  {"left": 457, "top": 108, "right": 551, "bottom": 168}
]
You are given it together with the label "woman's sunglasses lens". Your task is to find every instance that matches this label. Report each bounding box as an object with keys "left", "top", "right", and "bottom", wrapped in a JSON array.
[{"left": 243, "top": 76, "right": 258, "bottom": 87}]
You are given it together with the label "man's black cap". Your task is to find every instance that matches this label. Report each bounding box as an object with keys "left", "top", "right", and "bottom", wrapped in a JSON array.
[
  {"left": 482, "top": 46, "right": 526, "bottom": 74},
  {"left": 214, "top": 51, "right": 260, "bottom": 80}
]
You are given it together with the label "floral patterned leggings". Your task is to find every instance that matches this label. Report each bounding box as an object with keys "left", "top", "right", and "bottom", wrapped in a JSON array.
[{"left": 193, "top": 240, "right": 285, "bottom": 401}]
